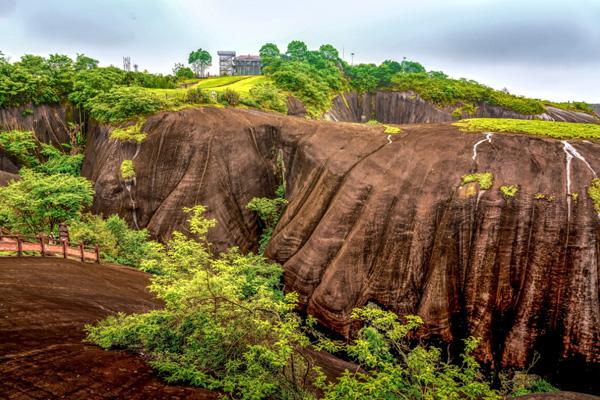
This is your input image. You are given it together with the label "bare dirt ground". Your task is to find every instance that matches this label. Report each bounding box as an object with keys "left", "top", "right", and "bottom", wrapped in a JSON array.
[{"left": 0, "top": 257, "right": 218, "bottom": 399}]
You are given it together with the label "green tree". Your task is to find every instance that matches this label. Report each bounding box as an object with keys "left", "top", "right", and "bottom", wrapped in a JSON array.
[
  {"left": 259, "top": 43, "right": 281, "bottom": 71},
  {"left": 318, "top": 44, "right": 340, "bottom": 61},
  {"left": 0, "top": 169, "right": 93, "bottom": 234},
  {"left": 74, "top": 53, "right": 99, "bottom": 71},
  {"left": 286, "top": 40, "right": 308, "bottom": 60},
  {"left": 188, "top": 48, "right": 212, "bottom": 78},
  {"left": 173, "top": 63, "right": 195, "bottom": 79},
  {"left": 246, "top": 196, "right": 287, "bottom": 253}
]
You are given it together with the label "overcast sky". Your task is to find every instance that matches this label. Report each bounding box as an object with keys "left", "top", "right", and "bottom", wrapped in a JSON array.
[{"left": 1, "top": 0, "right": 599, "bottom": 103}]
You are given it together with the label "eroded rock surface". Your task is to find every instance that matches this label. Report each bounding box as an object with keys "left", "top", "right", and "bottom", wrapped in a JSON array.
[
  {"left": 325, "top": 91, "right": 600, "bottom": 124},
  {"left": 5, "top": 105, "right": 600, "bottom": 392}
]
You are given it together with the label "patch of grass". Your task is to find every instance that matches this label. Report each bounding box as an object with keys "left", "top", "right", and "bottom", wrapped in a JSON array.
[
  {"left": 454, "top": 118, "right": 600, "bottom": 141},
  {"left": 587, "top": 178, "right": 600, "bottom": 213},
  {"left": 110, "top": 121, "right": 147, "bottom": 143},
  {"left": 461, "top": 172, "right": 494, "bottom": 190},
  {"left": 366, "top": 119, "right": 379, "bottom": 126},
  {"left": 571, "top": 192, "right": 579, "bottom": 203},
  {"left": 120, "top": 160, "right": 136, "bottom": 180},
  {"left": 384, "top": 125, "right": 401, "bottom": 134},
  {"left": 500, "top": 185, "right": 519, "bottom": 198},
  {"left": 534, "top": 193, "right": 546, "bottom": 200}
]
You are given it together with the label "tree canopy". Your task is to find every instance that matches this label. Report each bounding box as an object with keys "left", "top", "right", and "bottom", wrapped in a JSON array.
[{"left": 188, "top": 48, "right": 212, "bottom": 78}]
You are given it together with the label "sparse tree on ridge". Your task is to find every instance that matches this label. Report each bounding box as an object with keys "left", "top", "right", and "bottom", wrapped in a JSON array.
[{"left": 188, "top": 49, "right": 212, "bottom": 78}]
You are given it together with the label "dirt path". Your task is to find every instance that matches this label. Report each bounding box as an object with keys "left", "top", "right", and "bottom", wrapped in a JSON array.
[{"left": 0, "top": 257, "right": 218, "bottom": 399}]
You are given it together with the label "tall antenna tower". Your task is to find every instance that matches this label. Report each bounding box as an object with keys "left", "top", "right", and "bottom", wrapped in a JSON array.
[{"left": 123, "top": 56, "right": 131, "bottom": 72}]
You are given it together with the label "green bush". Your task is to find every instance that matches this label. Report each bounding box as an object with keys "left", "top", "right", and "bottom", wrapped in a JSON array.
[
  {"left": 248, "top": 82, "right": 288, "bottom": 113},
  {"left": 587, "top": 178, "right": 600, "bottom": 213},
  {"left": 0, "top": 130, "right": 39, "bottom": 167},
  {"left": 70, "top": 213, "right": 162, "bottom": 269},
  {"left": 185, "top": 87, "right": 213, "bottom": 104},
  {"left": 86, "top": 86, "right": 164, "bottom": 124},
  {"left": 110, "top": 121, "right": 147, "bottom": 143},
  {"left": 219, "top": 88, "right": 240, "bottom": 106},
  {"left": 246, "top": 196, "right": 287, "bottom": 254},
  {"left": 462, "top": 172, "right": 494, "bottom": 190},
  {"left": 0, "top": 169, "right": 93, "bottom": 234},
  {"left": 500, "top": 185, "right": 519, "bottom": 198},
  {"left": 120, "top": 160, "right": 136, "bottom": 180}
]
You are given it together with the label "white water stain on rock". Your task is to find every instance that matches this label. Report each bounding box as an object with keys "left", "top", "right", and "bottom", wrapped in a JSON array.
[
  {"left": 472, "top": 132, "right": 493, "bottom": 161},
  {"left": 562, "top": 140, "right": 597, "bottom": 222}
]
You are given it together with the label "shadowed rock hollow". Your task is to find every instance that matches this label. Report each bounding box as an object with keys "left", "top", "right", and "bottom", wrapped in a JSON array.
[{"left": 79, "top": 107, "right": 600, "bottom": 391}]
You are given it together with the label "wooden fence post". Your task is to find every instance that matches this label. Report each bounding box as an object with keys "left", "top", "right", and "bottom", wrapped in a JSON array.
[
  {"left": 39, "top": 235, "right": 46, "bottom": 257},
  {"left": 95, "top": 245, "right": 100, "bottom": 264},
  {"left": 62, "top": 239, "right": 67, "bottom": 259},
  {"left": 17, "top": 234, "right": 22, "bottom": 257},
  {"left": 79, "top": 242, "right": 84, "bottom": 262}
]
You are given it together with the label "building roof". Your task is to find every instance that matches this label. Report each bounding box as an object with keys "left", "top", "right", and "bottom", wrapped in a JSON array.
[
  {"left": 217, "top": 51, "right": 236, "bottom": 56},
  {"left": 236, "top": 55, "right": 260, "bottom": 62}
]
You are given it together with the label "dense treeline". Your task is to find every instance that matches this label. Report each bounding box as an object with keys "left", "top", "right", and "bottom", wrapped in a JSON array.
[
  {"left": 0, "top": 52, "right": 177, "bottom": 108},
  {"left": 258, "top": 41, "right": 593, "bottom": 116}
]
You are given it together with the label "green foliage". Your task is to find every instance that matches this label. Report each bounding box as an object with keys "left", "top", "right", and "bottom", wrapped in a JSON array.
[
  {"left": 0, "top": 130, "right": 39, "bottom": 167},
  {"left": 500, "top": 371, "right": 559, "bottom": 397},
  {"left": 188, "top": 48, "right": 212, "bottom": 77},
  {"left": 0, "top": 130, "right": 83, "bottom": 175},
  {"left": 500, "top": 185, "right": 519, "bottom": 198},
  {"left": 247, "top": 82, "right": 288, "bottom": 113},
  {"left": 185, "top": 87, "right": 214, "bottom": 104},
  {"left": 384, "top": 125, "right": 401, "bottom": 134},
  {"left": 87, "top": 86, "right": 164, "bottom": 124},
  {"left": 175, "top": 66, "right": 195, "bottom": 79},
  {"left": 262, "top": 40, "right": 346, "bottom": 117},
  {"left": 246, "top": 196, "right": 287, "bottom": 254},
  {"left": 317, "top": 305, "right": 500, "bottom": 400},
  {"left": 462, "top": 172, "right": 494, "bottom": 190},
  {"left": 69, "top": 213, "right": 162, "bottom": 268},
  {"left": 120, "top": 160, "right": 136, "bottom": 180},
  {"left": 110, "top": 120, "right": 147, "bottom": 143},
  {"left": 587, "top": 178, "right": 600, "bottom": 213},
  {"left": 87, "top": 206, "right": 314, "bottom": 399},
  {"left": 0, "top": 169, "right": 93, "bottom": 234},
  {"left": 68, "top": 66, "right": 125, "bottom": 107},
  {"left": 392, "top": 72, "right": 545, "bottom": 115},
  {"left": 220, "top": 88, "right": 240, "bottom": 106},
  {"left": 455, "top": 118, "right": 600, "bottom": 140}
]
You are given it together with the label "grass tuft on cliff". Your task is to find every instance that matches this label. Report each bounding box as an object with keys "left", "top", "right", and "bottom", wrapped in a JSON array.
[
  {"left": 454, "top": 118, "right": 600, "bottom": 140},
  {"left": 462, "top": 172, "right": 494, "bottom": 190}
]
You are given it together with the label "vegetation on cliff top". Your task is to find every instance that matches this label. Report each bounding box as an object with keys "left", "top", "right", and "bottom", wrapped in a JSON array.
[{"left": 454, "top": 118, "right": 600, "bottom": 140}]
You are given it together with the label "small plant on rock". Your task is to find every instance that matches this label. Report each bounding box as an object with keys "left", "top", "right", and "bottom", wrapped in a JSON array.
[
  {"left": 588, "top": 178, "right": 600, "bottom": 212},
  {"left": 500, "top": 185, "right": 519, "bottom": 198},
  {"left": 120, "top": 160, "right": 136, "bottom": 180},
  {"left": 461, "top": 172, "right": 494, "bottom": 190}
]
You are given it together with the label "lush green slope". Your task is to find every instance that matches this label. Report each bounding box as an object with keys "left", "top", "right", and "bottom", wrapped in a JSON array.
[{"left": 455, "top": 118, "right": 600, "bottom": 140}]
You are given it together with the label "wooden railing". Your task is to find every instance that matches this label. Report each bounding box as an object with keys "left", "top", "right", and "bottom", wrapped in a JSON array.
[{"left": 0, "top": 234, "right": 99, "bottom": 263}]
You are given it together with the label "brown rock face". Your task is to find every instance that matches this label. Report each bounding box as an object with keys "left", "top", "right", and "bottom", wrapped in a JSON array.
[
  {"left": 325, "top": 91, "right": 600, "bottom": 124},
  {"left": 5, "top": 105, "right": 599, "bottom": 392}
]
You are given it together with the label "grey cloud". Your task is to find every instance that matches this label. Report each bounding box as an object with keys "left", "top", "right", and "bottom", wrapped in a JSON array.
[{"left": 0, "top": 0, "right": 16, "bottom": 18}]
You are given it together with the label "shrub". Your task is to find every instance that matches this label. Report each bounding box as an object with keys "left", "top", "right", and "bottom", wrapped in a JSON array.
[
  {"left": 246, "top": 196, "right": 287, "bottom": 254},
  {"left": 220, "top": 88, "right": 240, "bottom": 106},
  {"left": 0, "top": 169, "right": 93, "bottom": 234},
  {"left": 0, "top": 130, "right": 39, "bottom": 167},
  {"left": 366, "top": 119, "right": 379, "bottom": 126},
  {"left": 500, "top": 185, "right": 519, "bottom": 198},
  {"left": 248, "top": 82, "right": 288, "bottom": 113},
  {"left": 587, "top": 178, "right": 600, "bottom": 213},
  {"left": 110, "top": 121, "right": 147, "bottom": 143},
  {"left": 462, "top": 172, "right": 494, "bottom": 190},
  {"left": 87, "top": 206, "right": 314, "bottom": 399},
  {"left": 87, "top": 86, "right": 164, "bottom": 124},
  {"left": 384, "top": 125, "right": 401, "bottom": 134},
  {"left": 185, "top": 87, "right": 213, "bottom": 104},
  {"left": 120, "top": 160, "right": 136, "bottom": 180}
]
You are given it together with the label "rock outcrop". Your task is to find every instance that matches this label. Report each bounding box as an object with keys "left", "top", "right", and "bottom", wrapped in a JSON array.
[
  {"left": 325, "top": 91, "right": 600, "bottom": 125},
  {"left": 80, "top": 108, "right": 599, "bottom": 392},
  {"left": 3, "top": 104, "right": 599, "bottom": 392}
]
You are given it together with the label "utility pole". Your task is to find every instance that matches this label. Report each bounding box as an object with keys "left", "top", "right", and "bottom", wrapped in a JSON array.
[{"left": 350, "top": 52, "right": 355, "bottom": 66}]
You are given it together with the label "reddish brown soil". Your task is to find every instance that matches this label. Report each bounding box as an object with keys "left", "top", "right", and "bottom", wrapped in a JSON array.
[{"left": 0, "top": 257, "right": 218, "bottom": 399}]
